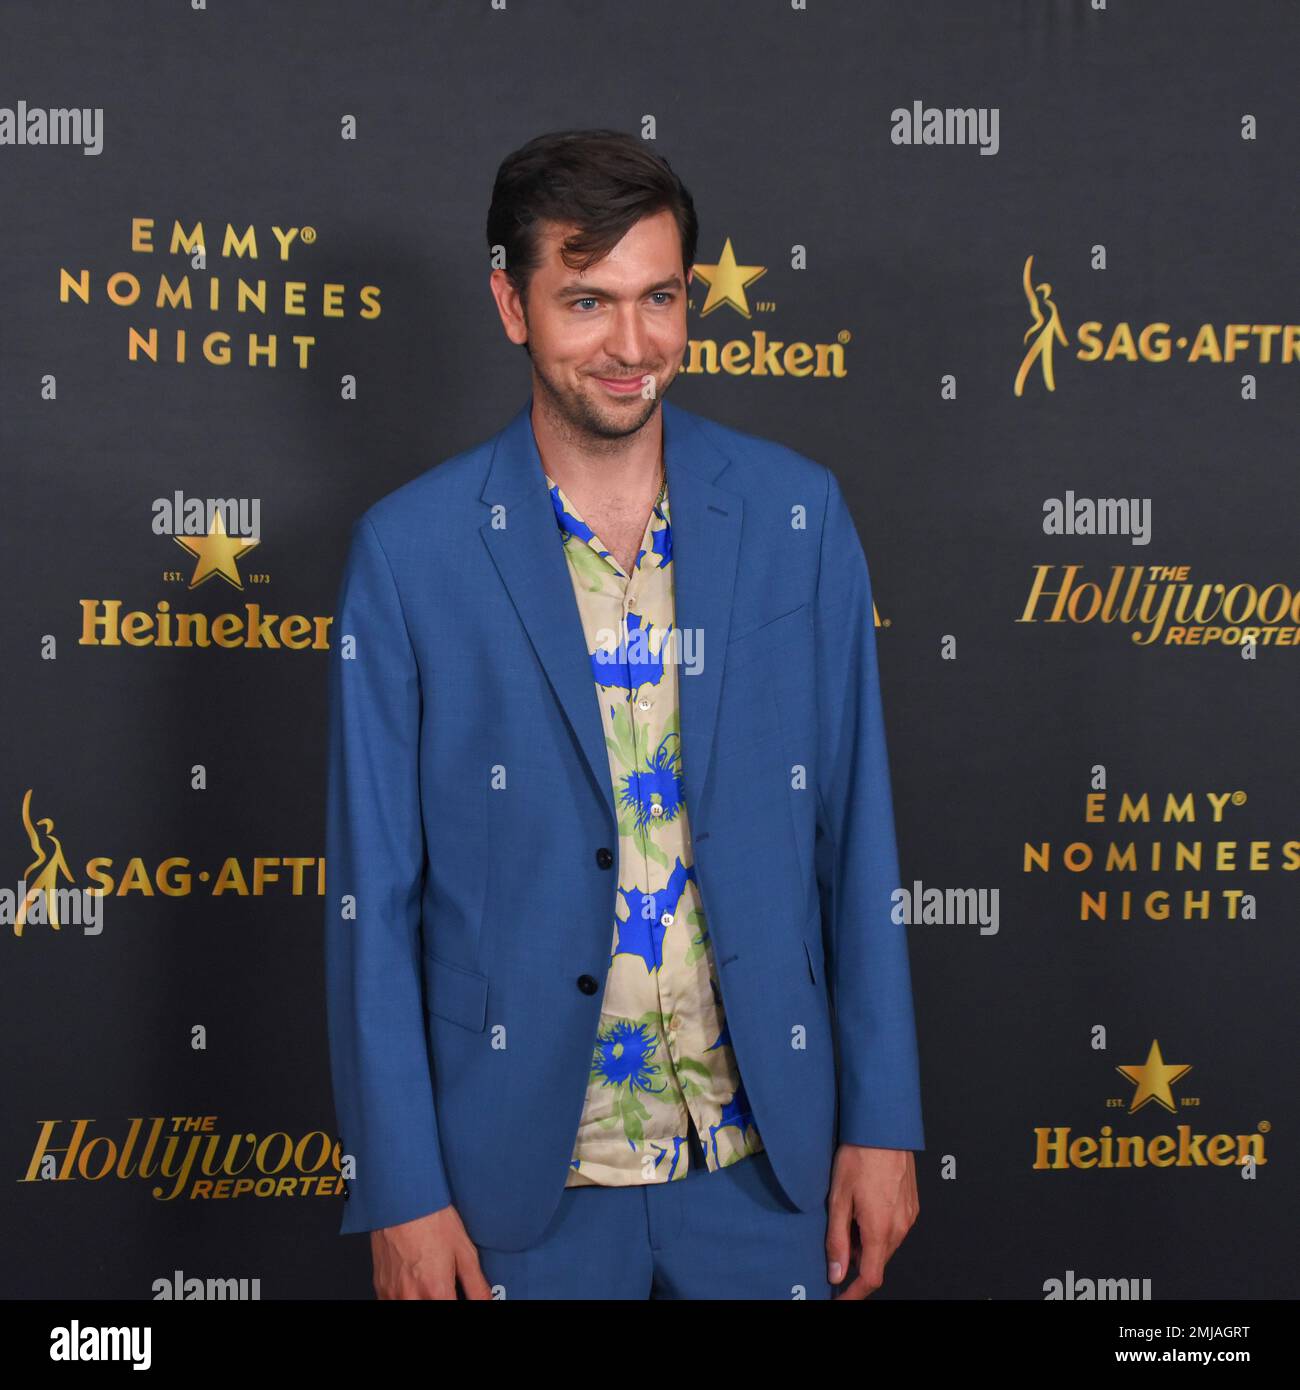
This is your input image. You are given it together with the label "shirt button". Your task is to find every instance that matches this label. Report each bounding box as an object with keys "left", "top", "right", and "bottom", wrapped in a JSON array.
[
  {"left": 637, "top": 698, "right": 652, "bottom": 711},
  {"left": 660, "top": 911, "right": 674, "bottom": 926},
  {"left": 576, "top": 975, "right": 599, "bottom": 995},
  {"left": 650, "top": 804, "right": 663, "bottom": 818},
  {"left": 595, "top": 847, "right": 614, "bottom": 869}
]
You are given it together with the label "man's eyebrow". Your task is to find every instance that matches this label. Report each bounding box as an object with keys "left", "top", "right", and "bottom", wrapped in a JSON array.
[{"left": 555, "top": 275, "right": 685, "bottom": 300}]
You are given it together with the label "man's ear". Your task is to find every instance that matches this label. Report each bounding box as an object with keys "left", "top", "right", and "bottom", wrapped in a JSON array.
[{"left": 488, "top": 267, "right": 529, "bottom": 348}]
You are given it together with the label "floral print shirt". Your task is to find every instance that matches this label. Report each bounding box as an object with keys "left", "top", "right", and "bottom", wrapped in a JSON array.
[{"left": 543, "top": 467, "right": 765, "bottom": 1185}]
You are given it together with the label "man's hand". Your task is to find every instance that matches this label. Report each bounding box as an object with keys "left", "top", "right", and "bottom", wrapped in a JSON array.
[
  {"left": 825, "top": 1144, "right": 919, "bottom": 1300},
  {"left": 370, "top": 1204, "right": 493, "bottom": 1300}
]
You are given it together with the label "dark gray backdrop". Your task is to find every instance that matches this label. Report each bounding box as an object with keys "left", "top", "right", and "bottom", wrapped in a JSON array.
[{"left": 2, "top": 0, "right": 1296, "bottom": 1299}]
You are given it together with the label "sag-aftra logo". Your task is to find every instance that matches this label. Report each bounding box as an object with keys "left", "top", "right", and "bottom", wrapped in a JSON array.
[{"left": 1014, "top": 253, "right": 1300, "bottom": 395}]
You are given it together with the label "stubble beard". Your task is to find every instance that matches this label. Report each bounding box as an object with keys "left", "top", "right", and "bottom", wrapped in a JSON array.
[{"left": 524, "top": 327, "right": 681, "bottom": 451}]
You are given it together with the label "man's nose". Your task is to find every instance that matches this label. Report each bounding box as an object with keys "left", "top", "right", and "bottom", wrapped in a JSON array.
[{"left": 603, "top": 303, "right": 650, "bottom": 364}]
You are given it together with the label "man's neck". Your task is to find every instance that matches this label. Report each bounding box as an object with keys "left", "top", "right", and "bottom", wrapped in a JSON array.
[{"left": 531, "top": 392, "right": 663, "bottom": 511}]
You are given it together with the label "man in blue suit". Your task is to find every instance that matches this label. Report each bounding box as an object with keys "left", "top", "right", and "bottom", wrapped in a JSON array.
[{"left": 324, "top": 129, "right": 923, "bottom": 1300}]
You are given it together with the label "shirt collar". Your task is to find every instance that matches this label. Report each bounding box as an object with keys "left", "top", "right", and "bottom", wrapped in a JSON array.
[{"left": 543, "top": 471, "right": 671, "bottom": 543}]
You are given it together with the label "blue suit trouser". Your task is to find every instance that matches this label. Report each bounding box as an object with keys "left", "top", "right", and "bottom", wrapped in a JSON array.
[{"left": 472, "top": 1123, "right": 837, "bottom": 1300}]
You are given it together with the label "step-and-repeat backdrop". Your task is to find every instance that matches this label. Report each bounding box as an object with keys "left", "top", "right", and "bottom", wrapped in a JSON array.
[{"left": 2, "top": 0, "right": 1295, "bottom": 1300}]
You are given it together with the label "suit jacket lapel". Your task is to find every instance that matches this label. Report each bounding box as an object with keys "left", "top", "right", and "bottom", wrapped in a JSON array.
[
  {"left": 479, "top": 395, "right": 742, "bottom": 833},
  {"left": 660, "top": 404, "right": 743, "bottom": 831}
]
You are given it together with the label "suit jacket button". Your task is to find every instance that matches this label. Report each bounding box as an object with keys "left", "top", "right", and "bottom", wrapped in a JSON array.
[
  {"left": 577, "top": 974, "right": 599, "bottom": 994},
  {"left": 595, "top": 848, "right": 613, "bottom": 869}
]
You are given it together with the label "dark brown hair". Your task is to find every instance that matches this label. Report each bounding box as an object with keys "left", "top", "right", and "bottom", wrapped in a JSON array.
[{"left": 486, "top": 129, "right": 699, "bottom": 305}]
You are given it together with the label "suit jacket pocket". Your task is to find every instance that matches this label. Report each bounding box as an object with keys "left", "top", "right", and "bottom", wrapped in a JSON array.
[
  {"left": 725, "top": 602, "right": 810, "bottom": 673},
  {"left": 422, "top": 951, "right": 489, "bottom": 1032}
]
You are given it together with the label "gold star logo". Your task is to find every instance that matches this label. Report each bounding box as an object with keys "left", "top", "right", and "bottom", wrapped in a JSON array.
[
  {"left": 1116, "top": 1039, "right": 1192, "bottom": 1115},
  {"left": 172, "top": 512, "right": 260, "bottom": 590},
  {"left": 690, "top": 238, "right": 767, "bottom": 318}
]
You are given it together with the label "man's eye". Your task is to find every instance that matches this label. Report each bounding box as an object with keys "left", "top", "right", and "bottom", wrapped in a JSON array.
[
  {"left": 650, "top": 292, "right": 673, "bottom": 305},
  {"left": 573, "top": 297, "right": 599, "bottom": 311}
]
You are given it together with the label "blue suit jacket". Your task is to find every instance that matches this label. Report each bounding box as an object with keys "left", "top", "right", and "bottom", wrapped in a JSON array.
[{"left": 323, "top": 395, "right": 924, "bottom": 1250}]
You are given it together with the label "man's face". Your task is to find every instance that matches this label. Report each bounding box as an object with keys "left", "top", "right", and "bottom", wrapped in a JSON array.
[{"left": 491, "top": 208, "right": 692, "bottom": 441}]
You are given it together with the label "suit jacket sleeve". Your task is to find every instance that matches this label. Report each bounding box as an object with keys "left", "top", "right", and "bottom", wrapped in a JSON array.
[
  {"left": 323, "top": 513, "right": 453, "bottom": 1233},
  {"left": 813, "top": 468, "right": 925, "bottom": 1150}
]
